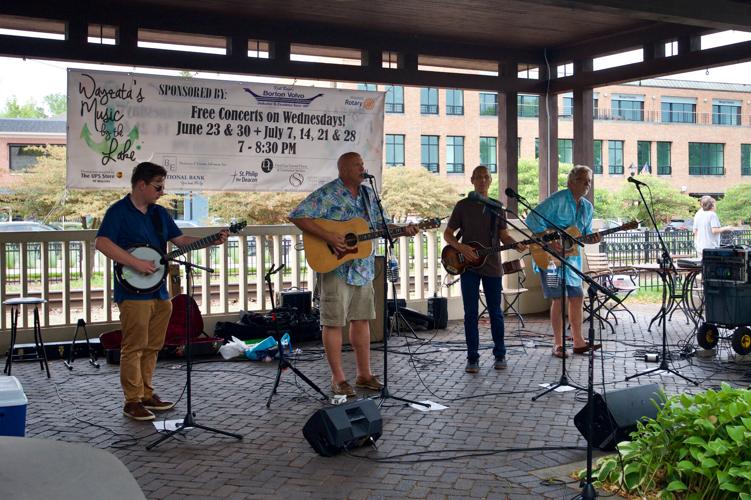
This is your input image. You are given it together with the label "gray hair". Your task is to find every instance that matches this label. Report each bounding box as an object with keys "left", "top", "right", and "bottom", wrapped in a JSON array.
[
  {"left": 700, "top": 195, "right": 716, "bottom": 210},
  {"left": 567, "top": 165, "right": 593, "bottom": 184}
]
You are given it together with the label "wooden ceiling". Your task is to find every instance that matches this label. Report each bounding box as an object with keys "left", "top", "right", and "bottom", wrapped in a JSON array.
[{"left": 1, "top": 0, "right": 751, "bottom": 92}]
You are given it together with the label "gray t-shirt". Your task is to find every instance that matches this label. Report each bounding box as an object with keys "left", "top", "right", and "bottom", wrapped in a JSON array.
[
  {"left": 447, "top": 197, "right": 508, "bottom": 277},
  {"left": 693, "top": 209, "right": 721, "bottom": 255}
]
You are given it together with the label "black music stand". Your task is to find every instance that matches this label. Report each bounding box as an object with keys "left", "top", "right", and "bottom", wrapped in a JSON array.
[
  {"left": 265, "top": 263, "right": 328, "bottom": 408},
  {"left": 147, "top": 259, "right": 243, "bottom": 450},
  {"left": 364, "top": 177, "right": 429, "bottom": 408},
  {"left": 625, "top": 180, "right": 698, "bottom": 386}
]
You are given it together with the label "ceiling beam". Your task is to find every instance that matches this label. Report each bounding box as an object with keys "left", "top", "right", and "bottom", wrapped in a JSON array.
[
  {"left": 524, "top": 0, "right": 751, "bottom": 31},
  {"left": 550, "top": 39, "right": 751, "bottom": 92}
]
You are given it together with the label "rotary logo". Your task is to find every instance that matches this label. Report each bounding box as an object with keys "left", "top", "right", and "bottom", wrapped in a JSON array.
[{"left": 363, "top": 98, "right": 375, "bottom": 110}]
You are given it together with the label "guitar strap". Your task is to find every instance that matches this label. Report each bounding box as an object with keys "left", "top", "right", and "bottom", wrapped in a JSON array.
[{"left": 150, "top": 206, "right": 167, "bottom": 253}]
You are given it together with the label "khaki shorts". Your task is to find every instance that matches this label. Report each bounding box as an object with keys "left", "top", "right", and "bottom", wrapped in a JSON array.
[{"left": 319, "top": 272, "right": 375, "bottom": 327}]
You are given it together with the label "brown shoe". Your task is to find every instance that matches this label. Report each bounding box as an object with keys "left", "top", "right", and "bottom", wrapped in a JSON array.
[
  {"left": 142, "top": 393, "right": 175, "bottom": 411},
  {"left": 331, "top": 380, "right": 356, "bottom": 397},
  {"left": 552, "top": 346, "right": 569, "bottom": 359},
  {"left": 355, "top": 375, "right": 384, "bottom": 391},
  {"left": 123, "top": 402, "right": 155, "bottom": 421},
  {"left": 573, "top": 343, "right": 602, "bottom": 355}
]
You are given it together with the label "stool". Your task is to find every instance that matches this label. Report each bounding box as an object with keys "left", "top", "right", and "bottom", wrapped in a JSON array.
[{"left": 3, "top": 297, "right": 50, "bottom": 378}]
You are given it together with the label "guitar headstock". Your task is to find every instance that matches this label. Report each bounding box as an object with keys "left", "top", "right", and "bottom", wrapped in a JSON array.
[
  {"left": 417, "top": 218, "right": 442, "bottom": 230},
  {"left": 229, "top": 220, "right": 247, "bottom": 234}
]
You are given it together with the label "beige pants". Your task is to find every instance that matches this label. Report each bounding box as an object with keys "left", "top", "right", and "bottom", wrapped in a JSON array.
[
  {"left": 117, "top": 299, "right": 173, "bottom": 403},
  {"left": 319, "top": 272, "right": 375, "bottom": 327}
]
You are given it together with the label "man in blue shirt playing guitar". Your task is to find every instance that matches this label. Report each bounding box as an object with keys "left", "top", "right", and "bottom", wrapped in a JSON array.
[{"left": 95, "top": 162, "right": 228, "bottom": 421}]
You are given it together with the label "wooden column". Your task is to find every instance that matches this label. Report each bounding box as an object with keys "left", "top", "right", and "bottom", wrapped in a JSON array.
[
  {"left": 538, "top": 64, "right": 558, "bottom": 199},
  {"left": 573, "top": 58, "right": 594, "bottom": 203},
  {"left": 498, "top": 90, "right": 518, "bottom": 215}
]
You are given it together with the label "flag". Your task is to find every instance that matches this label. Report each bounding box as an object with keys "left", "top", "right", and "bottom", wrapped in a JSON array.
[{"left": 639, "top": 162, "right": 651, "bottom": 175}]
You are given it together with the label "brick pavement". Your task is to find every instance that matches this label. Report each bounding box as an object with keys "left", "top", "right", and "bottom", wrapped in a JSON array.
[{"left": 7, "top": 303, "right": 751, "bottom": 499}]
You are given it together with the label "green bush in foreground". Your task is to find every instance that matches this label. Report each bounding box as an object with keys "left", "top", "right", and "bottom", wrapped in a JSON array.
[{"left": 579, "top": 383, "right": 751, "bottom": 499}]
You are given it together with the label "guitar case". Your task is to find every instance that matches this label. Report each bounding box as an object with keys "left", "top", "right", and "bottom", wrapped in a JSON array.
[{"left": 99, "top": 294, "right": 222, "bottom": 364}]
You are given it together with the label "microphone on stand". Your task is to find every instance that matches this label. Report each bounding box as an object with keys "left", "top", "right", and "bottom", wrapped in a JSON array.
[
  {"left": 361, "top": 172, "right": 376, "bottom": 179},
  {"left": 468, "top": 191, "right": 505, "bottom": 211},
  {"left": 627, "top": 175, "right": 647, "bottom": 187},
  {"left": 504, "top": 187, "right": 521, "bottom": 200}
]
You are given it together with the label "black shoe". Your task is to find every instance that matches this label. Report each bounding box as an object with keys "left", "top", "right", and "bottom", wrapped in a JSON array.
[
  {"left": 494, "top": 356, "right": 507, "bottom": 370},
  {"left": 465, "top": 360, "right": 479, "bottom": 373}
]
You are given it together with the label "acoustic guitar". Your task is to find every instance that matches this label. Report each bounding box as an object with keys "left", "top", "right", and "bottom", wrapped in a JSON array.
[
  {"left": 440, "top": 232, "right": 558, "bottom": 275},
  {"left": 529, "top": 221, "right": 638, "bottom": 268},
  {"left": 114, "top": 220, "right": 247, "bottom": 294},
  {"left": 303, "top": 217, "right": 441, "bottom": 273}
]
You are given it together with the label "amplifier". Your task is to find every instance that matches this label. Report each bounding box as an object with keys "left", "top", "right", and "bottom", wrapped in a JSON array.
[{"left": 703, "top": 246, "right": 751, "bottom": 284}]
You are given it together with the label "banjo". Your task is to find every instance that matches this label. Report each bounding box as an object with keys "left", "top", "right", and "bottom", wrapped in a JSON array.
[{"left": 114, "top": 221, "right": 247, "bottom": 294}]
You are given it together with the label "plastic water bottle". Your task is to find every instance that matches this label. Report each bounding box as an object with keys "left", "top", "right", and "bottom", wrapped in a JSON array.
[
  {"left": 546, "top": 260, "right": 560, "bottom": 288},
  {"left": 387, "top": 256, "right": 399, "bottom": 283}
]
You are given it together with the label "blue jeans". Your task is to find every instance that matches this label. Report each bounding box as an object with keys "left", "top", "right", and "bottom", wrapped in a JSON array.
[{"left": 460, "top": 271, "right": 505, "bottom": 362}]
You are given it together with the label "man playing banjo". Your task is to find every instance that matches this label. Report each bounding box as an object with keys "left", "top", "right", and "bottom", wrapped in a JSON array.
[{"left": 95, "top": 162, "right": 229, "bottom": 421}]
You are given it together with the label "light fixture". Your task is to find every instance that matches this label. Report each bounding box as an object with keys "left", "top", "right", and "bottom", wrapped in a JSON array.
[{"left": 681, "top": 186, "right": 687, "bottom": 192}]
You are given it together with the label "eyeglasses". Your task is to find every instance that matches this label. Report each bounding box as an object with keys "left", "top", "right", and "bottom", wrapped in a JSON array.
[{"left": 149, "top": 183, "right": 164, "bottom": 192}]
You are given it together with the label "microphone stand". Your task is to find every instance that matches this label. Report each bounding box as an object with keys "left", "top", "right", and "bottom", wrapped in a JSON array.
[
  {"left": 365, "top": 177, "right": 428, "bottom": 408},
  {"left": 265, "top": 263, "right": 328, "bottom": 408},
  {"left": 625, "top": 180, "right": 697, "bottom": 385},
  {"left": 148, "top": 258, "right": 243, "bottom": 450}
]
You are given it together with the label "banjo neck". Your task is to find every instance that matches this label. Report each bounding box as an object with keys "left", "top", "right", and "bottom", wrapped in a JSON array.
[{"left": 166, "top": 231, "right": 224, "bottom": 261}]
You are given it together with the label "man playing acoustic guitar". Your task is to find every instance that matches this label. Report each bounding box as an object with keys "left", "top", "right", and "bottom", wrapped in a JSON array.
[
  {"left": 289, "top": 152, "right": 418, "bottom": 397},
  {"left": 95, "top": 162, "right": 229, "bottom": 421},
  {"left": 525, "top": 165, "right": 601, "bottom": 359},
  {"left": 444, "top": 165, "right": 526, "bottom": 373}
]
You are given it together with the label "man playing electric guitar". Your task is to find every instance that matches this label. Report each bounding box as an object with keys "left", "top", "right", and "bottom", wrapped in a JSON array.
[
  {"left": 444, "top": 165, "right": 527, "bottom": 374},
  {"left": 289, "top": 152, "right": 418, "bottom": 398},
  {"left": 95, "top": 162, "right": 229, "bottom": 421},
  {"left": 525, "top": 165, "right": 601, "bottom": 359}
]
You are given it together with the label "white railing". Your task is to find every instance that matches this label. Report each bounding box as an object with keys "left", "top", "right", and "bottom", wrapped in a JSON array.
[{"left": 0, "top": 224, "right": 461, "bottom": 343}]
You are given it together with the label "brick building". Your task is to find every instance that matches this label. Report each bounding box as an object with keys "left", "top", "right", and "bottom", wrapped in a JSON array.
[{"left": 0, "top": 118, "right": 65, "bottom": 189}]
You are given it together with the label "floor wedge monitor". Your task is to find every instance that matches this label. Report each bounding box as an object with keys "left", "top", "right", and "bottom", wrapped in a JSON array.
[{"left": 303, "top": 399, "right": 382, "bottom": 457}]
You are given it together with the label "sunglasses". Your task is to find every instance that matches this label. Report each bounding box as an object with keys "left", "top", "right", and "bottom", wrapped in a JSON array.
[{"left": 149, "top": 183, "right": 164, "bottom": 192}]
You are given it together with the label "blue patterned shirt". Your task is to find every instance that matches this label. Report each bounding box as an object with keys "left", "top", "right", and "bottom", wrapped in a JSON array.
[
  {"left": 525, "top": 189, "right": 593, "bottom": 287},
  {"left": 289, "top": 178, "right": 387, "bottom": 286}
]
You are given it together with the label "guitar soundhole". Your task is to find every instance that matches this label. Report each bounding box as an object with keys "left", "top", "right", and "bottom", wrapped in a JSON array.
[{"left": 344, "top": 233, "right": 358, "bottom": 247}]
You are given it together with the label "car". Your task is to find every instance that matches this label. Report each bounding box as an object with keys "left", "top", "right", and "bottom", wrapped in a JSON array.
[
  {"left": 0, "top": 221, "right": 58, "bottom": 232},
  {"left": 663, "top": 219, "right": 693, "bottom": 232},
  {"left": 175, "top": 220, "right": 199, "bottom": 228}
]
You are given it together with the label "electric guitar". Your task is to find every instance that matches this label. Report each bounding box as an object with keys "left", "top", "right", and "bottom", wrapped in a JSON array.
[
  {"left": 114, "top": 221, "right": 247, "bottom": 294},
  {"left": 440, "top": 233, "right": 558, "bottom": 275},
  {"left": 529, "top": 221, "right": 638, "bottom": 268},
  {"left": 303, "top": 217, "right": 441, "bottom": 273}
]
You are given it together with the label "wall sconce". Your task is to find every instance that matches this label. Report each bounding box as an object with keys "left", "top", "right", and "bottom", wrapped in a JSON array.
[
  {"left": 681, "top": 185, "right": 687, "bottom": 193},
  {"left": 703, "top": 98, "right": 708, "bottom": 102},
  {"left": 652, "top": 96, "right": 657, "bottom": 99}
]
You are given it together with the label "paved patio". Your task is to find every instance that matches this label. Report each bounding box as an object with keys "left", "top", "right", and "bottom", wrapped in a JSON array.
[{"left": 7, "top": 302, "right": 751, "bottom": 499}]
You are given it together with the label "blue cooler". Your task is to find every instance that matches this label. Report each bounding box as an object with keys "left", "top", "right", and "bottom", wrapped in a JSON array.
[{"left": 0, "top": 376, "right": 28, "bottom": 436}]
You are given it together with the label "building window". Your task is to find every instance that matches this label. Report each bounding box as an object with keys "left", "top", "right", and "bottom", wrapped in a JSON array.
[
  {"left": 742, "top": 144, "right": 751, "bottom": 176},
  {"left": 612, "top": 98, "right": 644, "bottom": 121},
  {"left": 689, "top": 142, "right": 724, "bottom": 175},
  {"left": 637, "top": 141, "right": 651, "bottom": 174},
  {"left": 518, "top": 95, "right": 539, "bottom": 117},
  {"left": 446, "top": 136, "right": 464, "bottom": 174},
  {"left": 593, "top": 140, "right": 603, "bottom": 174},
  {"left": 558, "top": 139, "right": 573, "bottom": 163},
  {"left": 479, "top": 92, "right": 497, "bottom": 116},
  {"left": 534, "top": 137, "right": 539, "bottom": 159},
  {"left": 385, "top": 134, "right": 405, "bottom": 166},
  {"left": 713, "top": 102, "right": 741, "bottom": 126},
  {"left": 420, "top": 88, "right": 439, "bottom": 115},
  {"left": 661, "top": 101, "right": 696, "bottom": 123},
  {"left": 385, "top": 85, "right": 404, "bottom": 113},
  {"left": 9, "top": 144, "right": 46, "bottom": 172},
  {"left": 517, "top": 138, "right": 521, "bottom": 158},
  {"left": 608, "top": 140, "right": 624, "bottom": 174},
  {"left": 657, "top": 142, "right": 672, "bottom": 175},
  {"left": 560, "top": 96, "right": 573, "bottom": 117},
  {"left": 446, "top": 89, "right": 464, "bottom": 115},
  {"left": 421, "top": 135, "right": 439, "bottom": 172},
  {"left": 357, "top": 83, "right": 377, "bottom": 91},
  {"left": 480, "top": 137, "right": 497, "bottom": 173}
]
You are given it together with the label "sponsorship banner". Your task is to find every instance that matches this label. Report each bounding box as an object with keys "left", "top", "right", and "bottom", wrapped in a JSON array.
[{"left": 66, "top": 69, "right": 384, "bottom": 191}]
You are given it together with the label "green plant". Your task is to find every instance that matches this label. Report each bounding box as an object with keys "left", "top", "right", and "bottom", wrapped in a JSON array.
[{"left": 579, "top": 383, "right": 751, "bottom": 499}]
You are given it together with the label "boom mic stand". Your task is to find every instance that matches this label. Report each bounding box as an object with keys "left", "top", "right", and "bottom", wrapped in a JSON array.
[
  {"left": 365, "top": 177, "right": 429, "bottom": 408},
  {"left": 625, "top": 179, "right": 698, "bottom": 386},
  {"left": 147, "top": 259, "right": 243, "bottom": 450},
  {"left": 265, "top": 263, "right": 328, "bottom": 408}
]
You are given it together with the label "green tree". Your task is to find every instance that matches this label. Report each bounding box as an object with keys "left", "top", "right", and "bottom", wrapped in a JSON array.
[
  {"left": 488, "top": 159, "right": 569, "bottom": 215},
  {"left": 717, "top": 182, "right": 751, "bottom": 224},
  {"left": 207, "top": 191, "right": 307, "bottom": 225},
  {"left": 617, "top": 175, "right": 696, "bottom": 228},
  {"left": 381, "top": 166, "right": 460, "bottom": 221},
  {"left": 43, "top": 93, "right": 67, "bottom": 117},
  {"left": 0, "top": 96, "right": 46, "bottom": 118}
]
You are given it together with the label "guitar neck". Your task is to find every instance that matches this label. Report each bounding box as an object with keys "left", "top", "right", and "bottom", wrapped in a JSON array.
[
  {"left": 167, "top": 232, "right": 221, "bottom": 260},
  {"left": 357, "top": 225, "right": 412, "bottom": 242},
  {"left": 578, "top": 226, "right": 623, "bottom": 244}
]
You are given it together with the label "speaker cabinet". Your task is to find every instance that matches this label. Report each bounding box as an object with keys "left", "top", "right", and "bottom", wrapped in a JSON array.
[
  {"left": 574, "top": 384, "right": 663, "bottom": 451},
  {"left": 303, "top": 399, "right": 383, "bottom": 457},
  {"left": 280, "top": 290, "right": 312, "bottom": 315},
  {"left": 427, "top": 296, "right": 448, "bottom": 329}
]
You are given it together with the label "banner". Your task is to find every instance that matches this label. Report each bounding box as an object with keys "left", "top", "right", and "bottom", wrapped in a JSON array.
[{"left": 66, "top": 70, "right": 384, "bottom": 191}]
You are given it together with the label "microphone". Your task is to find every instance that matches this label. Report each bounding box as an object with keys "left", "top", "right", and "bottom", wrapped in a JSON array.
[
  {"left": 504, "top": 187, "right": 520, "bottom": 200},
  {"left": 627, "top": 175, "right": 647, "bottom": 186},
  {"left": 468, "top": 191, "right": 505, "bottom": 211},
  {"left": 361, "top": 172, "right": 376, "bottom": 179}
]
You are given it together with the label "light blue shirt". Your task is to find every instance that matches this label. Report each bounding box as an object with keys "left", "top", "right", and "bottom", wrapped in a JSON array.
[
  {"left": 525, "top": 189, "right": 593, "bottom": 287},
  {"left": 289, "top": 178, "right": 387, "bottom": 286}
]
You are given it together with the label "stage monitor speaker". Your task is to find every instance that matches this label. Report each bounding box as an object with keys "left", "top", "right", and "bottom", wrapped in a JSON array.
[
  {"left": 574, "top": 383, "right": 663, "bottom": 451},
  {"left": 280, "top": 290, "right": 312, "bottom": 315},
  {"left": 428, "top": 296, "right": 448, "bottom": 329},
  {"left": 303, "top": 399, "right": 383, "bottom": 457}
]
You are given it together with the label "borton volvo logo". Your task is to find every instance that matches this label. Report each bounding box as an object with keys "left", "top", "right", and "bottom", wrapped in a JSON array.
[
  {"left": 261, "top": 158, "right": 274, "bottom": 173},
  {"left": 289, "top": 172, "right": 304, "bottom": 187}
]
